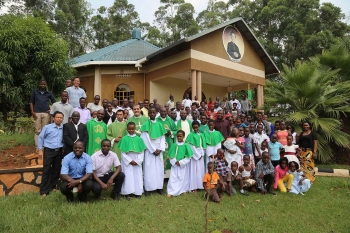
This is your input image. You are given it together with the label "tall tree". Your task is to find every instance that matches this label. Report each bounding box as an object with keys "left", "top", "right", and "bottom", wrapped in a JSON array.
[
  {"left": 89, "top": 0, "right": 140, "bottom": 50},
  {"left": 6, "top": 0, "right": 54, "bottom": 21},
  {"left": 0, "top": 15, "right": 75, "bottom": 121},
  {"left": 50, "top": 0, "right": 92, "bottom": 57},
  {"left": 228, "top": 0, "right": 350, "bottom": 69},
  {"left": 196, "top": 0, "right": 229, "bottom": 30}
]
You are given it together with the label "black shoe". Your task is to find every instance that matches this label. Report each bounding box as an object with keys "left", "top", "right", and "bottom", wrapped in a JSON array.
[
  {"left": 95, "top": 194, "right": 101, "bottom": 200},
  {"left": 125, "top": 195, "right": 131, "bottom": 201},
  {"left": 134, "top": 195, "right": 141, "bottom": 199},
  {"left": 112, "top": 195, "right": 120, "bottom": 201},
  {"left": 144, "top": 191, "right": 150, "bottom": 197},
  {"left": 157, "top": 189, "right": 164, "bottom": 195},
  {"left": 268, "top": 191, "right": 276, "bottom": 196},
  {"left": 77, "top": 194, "right": 87, "bottom": 202},
  {"left": 66, "top": 193, "right": 74, "bottom": 203},
  {"left": 240, "top": 191, "right": 249, "bottom": 196}
]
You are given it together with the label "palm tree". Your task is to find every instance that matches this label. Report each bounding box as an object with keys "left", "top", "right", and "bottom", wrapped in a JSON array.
[{"left": 264, "top": 60, "right": 350, "bottom": 162}]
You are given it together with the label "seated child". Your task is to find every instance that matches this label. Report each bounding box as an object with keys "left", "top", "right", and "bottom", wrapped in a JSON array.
[
  {"left": 283, "top": 135, "right": 300, "bottom": 166},
  {"left": 268, "top": 134, "right": 284, "bottom": 167},
  {"left": 203, "top": 162, "right": 226, "bottom": 203},
  {"left": 167, "top": 130, "right": 193, "bottom": 197},
  {"left": 223, "top": 130, "right": 243, "bottom": 167},
  {"left": 254, "top": 152, "right": 276, "bottom": 195},
  {"left": 288, "top": 161, "right": 311, "bottom": 195},
  {"left": 214, "top": 148, "right": 232, "bottom": 196},
  {"left": 273, "top": 157, "right": 294, "bottom": 193},
  {"left": 230, "top": 161, "right": 241, "bottom": 195},
  {"left": 204, "top": 120, "right": 224, "bottom": 169},
  {"left": 238, "top": 155, "right": 257, "bottom": 195}
]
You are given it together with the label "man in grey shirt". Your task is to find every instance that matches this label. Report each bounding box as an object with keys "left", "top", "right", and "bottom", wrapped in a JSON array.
[
  {"left": 240, "top": 94, "right": 250, "bottom": 114},
  {"left": 50, "top": 91, "right": 74, "bottom": 124}
]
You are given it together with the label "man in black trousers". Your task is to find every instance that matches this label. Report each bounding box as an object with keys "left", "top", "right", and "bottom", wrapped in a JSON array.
[
  {"left": 63, "top": 111, "right": 88, "bottom": 156},
  {"left": 38, "top": 111, "right": 64, "bottom": 196}
]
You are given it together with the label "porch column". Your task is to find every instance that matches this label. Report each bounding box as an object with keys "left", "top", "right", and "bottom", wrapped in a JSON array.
[
  {"left": 196, "top": 71, "right": 202, "bottom": 102},
  {"left": 94, "top": 66, "right": 101, "bottom": 97},
  {"left": 257, "top": 85, "right": 264, "bottom": 107},
  {"left": 191, "top": 70, "right": 197, "bottom": 100}
]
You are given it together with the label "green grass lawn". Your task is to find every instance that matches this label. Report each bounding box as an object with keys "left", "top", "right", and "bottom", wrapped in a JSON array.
[
  {"left": 0, "top": 133, "right": 34, "bottom": 152},
  {"left": 0, "top": 177, "right": 349, "bottom": 233}
]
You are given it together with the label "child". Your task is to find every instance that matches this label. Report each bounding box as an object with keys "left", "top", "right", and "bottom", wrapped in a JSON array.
[
  {"left": 167, "top": 130, "right": 193, "bottom": 197},
  {"left": 230, "top": 161, "right": 241, "bottom": 195},
  {"left": 186, "top": 121, "right": 207, "bottom": 192},
  {"left": 238, "top": 155, "right": 257, "bottom": 195},
  {"left": 288, "top": 161, "right": 311, "bottom": 195},
  {"left": 214, "top": 148, "right": 232, "bottom": 196},
  {"left": 140, "top": 107, "right": 167, "bottom": 196},
  {"left": 242, "top": 128, "right": 255, "bottom": 168},
  {"left": 286, "top": 124, "right": 297, "bottom": 144},
  {"left": 253, "top": 124, "right": 269, "bottom": 164},
  {"left": 199, "top": 115, "right": 209, "bottom": 134},
  {"left": 283, "top": 135, "right": 300, "bottom": 166},
  {"left": 254, "top": 152, "right": 276, "bottom": 195},
  {"left": 268, "top": 134, "right": 284, "bottom": 167},
  {"left": 204, "top": 120, "right": 224, "bottom": 169},
  {"left": 273, "top": 157, "right": 294, "bottom": 193},
  {"left": 118, "top": 122, "right": 146, "bottom": 199},
  {"left": 232, "top": 103, "right": 239, "bottom": 116},
  {"left": 223, "top": 129, "right": 243, "bottom": 166},
  {"left": 203, "top": 162, "right": 226, "bottom": 203}
]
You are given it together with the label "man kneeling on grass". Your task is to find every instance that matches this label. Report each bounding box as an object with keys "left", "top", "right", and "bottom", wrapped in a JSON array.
[{"left": 60, "top": 141, "right": 93, "bottom": 203}]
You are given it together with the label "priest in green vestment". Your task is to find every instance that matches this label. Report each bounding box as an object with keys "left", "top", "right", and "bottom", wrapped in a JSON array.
[
  {"left": 106, "top": 109, "right": 127, "bottom": 160},
  {"left": 86, "top": 110, "right": 107, "bottom": 155},
  {"left": 126, "top": 104, "right": 148, "bottom": 136},
  {"left": 156, "top": 107, "right": 177, "bottom": 171},
  {"left": 176, "top": 110, "right": 193, "bottom": 140}
]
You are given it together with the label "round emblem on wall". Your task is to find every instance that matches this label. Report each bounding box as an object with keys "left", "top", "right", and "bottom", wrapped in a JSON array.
[{"left": 222, "top": 26, "right": 245, "bottom": 62}]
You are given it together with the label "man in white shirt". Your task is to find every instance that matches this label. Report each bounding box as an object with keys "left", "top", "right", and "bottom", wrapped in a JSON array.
[
  {"left": 87, "top": 95, "right": 104, "bottom": 113},
  {"left": 91, "top": 139, "right": 125, "bottom": 200},
  {"left": 111, "top": 98, "right": 121, "bottom": 113},
  {"left": 213, "top": 101, "right": 222, "bottom": 112},
  {"left": 182, "top": 93, "right": 192, "bottom": 109},
  {"left": 230, "top": 94, "right": 241, "bottom": 110},
  {"left": 166, "top": 95, "right": 175, "bottom": 109},
  {"left": 66, "top": 77, "right": 86, "bottom": 108}
]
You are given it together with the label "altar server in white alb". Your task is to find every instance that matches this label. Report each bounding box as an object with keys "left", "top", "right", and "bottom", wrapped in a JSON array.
[
  {"left": 140, "top": 107, "right": 166, "bottom": 196},
  {"left": 167, "top": 130, "right": 193, "bottom": 197},
  {"left": 186, "top": 121, "right": 207, "bottom": 192},
  {"left": 118, "top": 122, "right": 146, "bottom": 200}
]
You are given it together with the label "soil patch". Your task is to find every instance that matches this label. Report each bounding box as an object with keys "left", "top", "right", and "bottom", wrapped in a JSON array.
[{"left": 0, "top": 145, "right": 36, "bottom": 169}]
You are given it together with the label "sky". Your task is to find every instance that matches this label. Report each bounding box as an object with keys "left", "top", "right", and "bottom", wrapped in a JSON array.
[{"left": 87, "top": 0, "right": 350, "bottom": 24}]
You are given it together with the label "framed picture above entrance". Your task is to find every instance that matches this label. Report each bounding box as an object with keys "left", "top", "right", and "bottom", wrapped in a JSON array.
[{"left": 222, "top": 25, "right": 245, "bottom": 62}]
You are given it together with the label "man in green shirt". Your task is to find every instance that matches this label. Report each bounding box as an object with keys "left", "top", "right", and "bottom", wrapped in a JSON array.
[
  {"left": 86, "top": 109, "right": 107, "bottom": 155},
  {"left": 106, "top": 109, "right": 127, "bottom": 160},
  {"left": 127, "top": 104, "right": 148, "bottom": 136}
]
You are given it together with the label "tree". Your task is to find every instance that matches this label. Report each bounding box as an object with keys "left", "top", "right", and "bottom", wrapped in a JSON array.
[
  {"left": 0, "top": 15, "right": 75, "bottom": 121},
  {"left": 228, "top": 0, "right": 350, "bottom": 69},
  {"left": 88, "top": 0, "right": 140, "bottom": 50},
  {"left": 6, "top": 0, "right": 54, "bottom": 21},
  {"left": 264, "top": 59, "right": 350, "bottom": 162},
  {"left": 50, "top": 0, "right": 92, "bottom": 57},
  {"left": 196, "top": 0, "right": 229, "bottom": 30}
]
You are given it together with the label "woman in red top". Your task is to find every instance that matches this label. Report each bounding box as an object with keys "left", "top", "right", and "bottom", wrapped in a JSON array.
[{"left": 206, "top": 105, "right": 217, "bottom": 120}]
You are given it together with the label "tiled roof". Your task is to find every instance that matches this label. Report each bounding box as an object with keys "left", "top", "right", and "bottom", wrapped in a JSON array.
[{"left": 71, "top": 39, "right": 160, "bottom": 65}]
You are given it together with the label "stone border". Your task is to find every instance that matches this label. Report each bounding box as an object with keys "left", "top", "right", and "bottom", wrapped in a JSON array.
[
  {"left": 315, "top": 167, "right": 350, "bottom": 177},
  {"left": 0, "top": 166, "right": 43, "bottom": 196}
]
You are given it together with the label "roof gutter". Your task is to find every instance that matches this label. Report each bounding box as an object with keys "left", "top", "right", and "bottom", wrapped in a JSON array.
[
  {"left": 71, "top": 61, "right": 137, "bottom": 68},
  {"left": 135, "top": 57, "right": 147, "bottom": 69}
]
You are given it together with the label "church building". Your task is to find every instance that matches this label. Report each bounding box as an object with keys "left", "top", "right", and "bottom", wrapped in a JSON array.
[{"left": 71, "top": 17, "right": 279, "bottom": 106}]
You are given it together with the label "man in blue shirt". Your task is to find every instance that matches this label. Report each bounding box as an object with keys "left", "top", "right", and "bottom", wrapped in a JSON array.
[
  {"left": 60, "top": 141, "right": 93, "bottom": 202},
  {"left": 30, "top": 80, "right": 56, "bottom": 149},
  {"left": 38, "top": 111, "right": 64, "bottom": 196},
  {"left": 66, "top": 77, "right": 86, "bottom": 108}
]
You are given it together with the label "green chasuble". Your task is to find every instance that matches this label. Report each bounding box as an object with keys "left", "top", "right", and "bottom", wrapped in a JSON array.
[
  {"left": 117, "top": 134, "right": 146, "bottom": 153},
  {"left": 156, "top": 116, "right": 177, "bottom": 170},
  {"left": 86, "top": 119, "right": 107, "bottom": 156},
  {"left": 199, "top": 124, "right": 209, "bottom": 134},
  {"left": 204, "top": 130, "right": 225, "bottom": 146},
  {"left": 168, "top": 142, "right": 193, "bottom": 161},
  {"left": 140, "top": 119, "right": 166, "bottom": 139},
  {"left": 127, "top": 115, "right": 148, "bottom": 136},
  {"left": 106, "top": 120, "right": 127, "bottom": 160},
  {"left": 176, "top": 119, "right": 193, "bottom": 132},
  {"left": 186, "top": 132, "right": 207, "bottom": 149}
]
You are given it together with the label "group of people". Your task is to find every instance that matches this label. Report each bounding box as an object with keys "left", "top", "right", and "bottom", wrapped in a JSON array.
[{"left": 31, "top": 78, "right": 317, "bottom": 203}]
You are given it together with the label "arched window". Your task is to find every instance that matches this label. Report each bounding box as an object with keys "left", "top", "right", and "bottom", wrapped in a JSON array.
[
  {"left": 114, "top": 84, "right": 134, "bottom": 102},
  {"left": 183, "top": 87, "right": 206, "bottom": 100}
]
